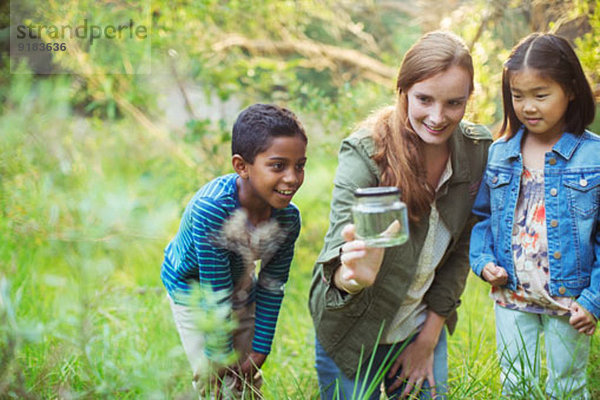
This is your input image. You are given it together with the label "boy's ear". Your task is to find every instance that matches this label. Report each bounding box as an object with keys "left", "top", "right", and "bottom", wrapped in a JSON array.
[{"left": 232, "top": 154, "right": 249, "bottom": 179}]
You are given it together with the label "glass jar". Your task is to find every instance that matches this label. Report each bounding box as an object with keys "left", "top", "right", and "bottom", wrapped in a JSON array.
[{"left": 352, "top": 186, "right": 409, "bottom": 248}]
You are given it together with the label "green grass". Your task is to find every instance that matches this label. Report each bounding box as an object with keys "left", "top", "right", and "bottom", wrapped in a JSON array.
[{"left": 2, "top": 77, "right": 600, "bottom": 400}]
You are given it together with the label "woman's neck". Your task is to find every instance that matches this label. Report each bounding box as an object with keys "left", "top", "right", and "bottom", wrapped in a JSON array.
[{"left": 423, "top": 142, "right": 450, "bottom": 191}]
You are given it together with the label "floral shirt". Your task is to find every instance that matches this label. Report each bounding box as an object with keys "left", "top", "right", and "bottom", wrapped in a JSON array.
[{"left": 491, "top": 167, "right": 574, "bottom": 315}]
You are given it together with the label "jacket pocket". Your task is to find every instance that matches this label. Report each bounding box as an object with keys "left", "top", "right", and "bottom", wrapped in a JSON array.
[
  {"left": 486, "top": 171, "right": 512, "bottom": 211},
  {"left": 563, "top": 174, "right": 600, "bottom": 217},
  {"left": 325, "top": 286, "right": 372, "bottom": 317}
]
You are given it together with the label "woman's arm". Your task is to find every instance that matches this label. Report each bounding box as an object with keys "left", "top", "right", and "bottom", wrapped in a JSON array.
[
  {"left": 422, "top": 221, "right": 472, "bottom": 321},
  {"left": 316, "top": 135, "right": 381, "bottom": 306}
]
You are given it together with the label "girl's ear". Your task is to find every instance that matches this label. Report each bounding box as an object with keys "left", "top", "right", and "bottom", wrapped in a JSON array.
[{"left": 232, "top": 154, "right": 249, "bottom": 179}]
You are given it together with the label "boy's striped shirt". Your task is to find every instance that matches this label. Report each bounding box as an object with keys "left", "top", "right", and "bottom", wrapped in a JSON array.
[{"left": 161, "top": 173, "right": 301, "bottom": 356}]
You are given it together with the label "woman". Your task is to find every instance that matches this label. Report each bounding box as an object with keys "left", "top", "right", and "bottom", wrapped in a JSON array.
[{"left": 309, "top": 31, "right": 492, "bottom": 399}]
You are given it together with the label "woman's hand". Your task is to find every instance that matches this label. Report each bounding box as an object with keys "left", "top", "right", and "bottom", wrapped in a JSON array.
[
  {"left": 386, "top": 338, "right": 436, "bottom": 398},
  {"left": 334, "top": 224, "right": 387, "bottom": 293},
  {"left": 569, "top": 302, "right": 597, "bottom": 336},
  {"left": 481, "top": 262, "right": 508, "bottom": 287},
  {"left": 386, "top": 311, "right": 445, "bottom": 398}
]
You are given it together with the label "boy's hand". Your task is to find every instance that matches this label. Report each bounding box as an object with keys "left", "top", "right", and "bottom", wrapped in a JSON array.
[
  {"left": 208, "top": 364, "right": 231, "bottom": 399},
  {"left": 233, "top": 351, "right": 266, "bottom": 391},
  {"left": 481, "top": 262, "right": 508, "bottom": 287},
  {"left": 569, "top": 302, "right": 597, "bottom": 336},
  {"left": 335, "top": 224, "right": 386, "bottom": 292}
]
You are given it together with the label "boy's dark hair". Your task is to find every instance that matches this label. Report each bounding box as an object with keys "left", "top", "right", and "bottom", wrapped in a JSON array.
[
  {"left": 500, "top": 33, "right": 596, "bottom": 138},
  {"left": 232, "top": 104, "right": 307, "bottom": 163}
]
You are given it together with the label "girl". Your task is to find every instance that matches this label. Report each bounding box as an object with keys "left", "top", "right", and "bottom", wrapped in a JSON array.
[
  {"left": 470, "top": 33, "right": 598, "bottom": 399},
  {"left": 309, "top": 31, "right": 492, "bottom": 399}
]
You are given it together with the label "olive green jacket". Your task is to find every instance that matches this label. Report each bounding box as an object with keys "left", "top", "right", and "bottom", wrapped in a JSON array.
[{"left": 308, "top": 121, "right": 492, "bottom": 378}]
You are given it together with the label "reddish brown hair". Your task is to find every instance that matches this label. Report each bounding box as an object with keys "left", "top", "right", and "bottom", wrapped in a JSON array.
[{"left": 370, "top": 31, "right": 474, "bottom": 221}]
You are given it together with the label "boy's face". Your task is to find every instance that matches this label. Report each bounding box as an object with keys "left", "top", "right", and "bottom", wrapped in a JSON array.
[{"left": 240, "top": 135, "right": 307, "bottom": 211}]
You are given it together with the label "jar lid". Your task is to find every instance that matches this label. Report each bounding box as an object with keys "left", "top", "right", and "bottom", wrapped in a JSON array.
[{"left": 354, "top": 186, "right": 399, "bottom": 197}]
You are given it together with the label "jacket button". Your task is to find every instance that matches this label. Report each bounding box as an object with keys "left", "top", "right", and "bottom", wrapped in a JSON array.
[
  {"left": 550, "top": 219, "right": 558, "bottom": 227},
  {"left": 492, "top": 176, "right": 498, "bottom": 184},
  {"left": 548, "top": 158, "right": 557, "bottom": 165},
  {"left": 580, "top": 178, "right": 588, "bottom": 187},
  {"left": 559, "top": 286, "right": 566, "bottom": 295},
  {"left": 553, "top": 251, "right": 562, "bottom": 259},
  {"left": 550, "top": 188, "right": 558, "bottom": 196}
]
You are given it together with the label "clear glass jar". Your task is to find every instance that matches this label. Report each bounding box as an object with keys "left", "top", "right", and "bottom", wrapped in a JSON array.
[{"left": 352, "top": 186, "right": 409, "bottom": 248}]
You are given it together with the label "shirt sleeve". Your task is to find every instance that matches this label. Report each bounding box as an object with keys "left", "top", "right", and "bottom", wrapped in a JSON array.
[
  {"left": 251, "top": 210, "right": 301, "bottom": 354},
  {"left": 190, "top": 197, "right": 235, "bottom": 360}
]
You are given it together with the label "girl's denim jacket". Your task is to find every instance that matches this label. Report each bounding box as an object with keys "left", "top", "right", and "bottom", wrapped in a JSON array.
[{"left": 470, "top": 127, "right": 600, "bottom": 318}]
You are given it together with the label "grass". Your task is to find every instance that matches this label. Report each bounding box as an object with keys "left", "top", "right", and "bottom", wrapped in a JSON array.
[
  {"left": 3, "top": 167, "right": 599, "bottom": 399},
  {"left": 2, "top": 77, "right": 600, "bottom": 400}
]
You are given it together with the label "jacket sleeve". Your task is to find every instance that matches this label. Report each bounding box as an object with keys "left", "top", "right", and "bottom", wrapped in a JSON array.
[
  {"left": 469, "top": 164, "right": 499, "bottom": 279},
  {"left": 575, "top": 210, "right": 600, "bottom": 319},
  {"left": 316, "top": 136, "right": 379, "bottom": 309},
  {"left": 423, "top": 219, "right": 473, "bottom": 319}
]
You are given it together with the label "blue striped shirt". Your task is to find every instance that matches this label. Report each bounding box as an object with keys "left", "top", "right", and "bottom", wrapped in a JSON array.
[{"left": 161, "top": 173, "right": 301, "bottom": 355}]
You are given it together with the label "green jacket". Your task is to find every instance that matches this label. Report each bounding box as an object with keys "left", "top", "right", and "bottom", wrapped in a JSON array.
[{"left": 308, "top": 121, "right": 492, "bottom": 378}]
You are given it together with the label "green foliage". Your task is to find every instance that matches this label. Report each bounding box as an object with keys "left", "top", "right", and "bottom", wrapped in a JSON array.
[
  {"left": 573, "top": 0, "right": 600, "bottom": 88},
  {"left": 2, "top": 0, "right": 600, "bottom": 398}
]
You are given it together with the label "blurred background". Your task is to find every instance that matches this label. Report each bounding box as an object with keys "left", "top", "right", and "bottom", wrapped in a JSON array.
[{"left": 1, "top": 0, "right": 599, "bottom": 398}]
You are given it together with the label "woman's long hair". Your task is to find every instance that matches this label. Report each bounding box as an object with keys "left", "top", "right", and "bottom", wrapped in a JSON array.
[{"left": 369, "top": 31, "right": 474, "bottom": 221}]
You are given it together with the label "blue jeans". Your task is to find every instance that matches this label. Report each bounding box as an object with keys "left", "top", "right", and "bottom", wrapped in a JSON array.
[
  {"left": 315, "top": 329, "right": 448, "bottom": 400},
  {"left": 495, "top": 304, "right": 590, "bottom": 399}
]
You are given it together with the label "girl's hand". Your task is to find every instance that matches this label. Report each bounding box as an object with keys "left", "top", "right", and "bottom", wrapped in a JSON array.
[
  {"left": 334, "top": 223, "right": 390, "bottom": 292},
  {"left": 569, "top": 302, "right": 597, "bottom": 336},
  {"left": 481, "top": 262, "right": 508, "bottom": 287}
]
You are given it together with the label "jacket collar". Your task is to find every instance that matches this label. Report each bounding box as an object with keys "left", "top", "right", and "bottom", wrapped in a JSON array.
[
  {"left": 552, "top": 130, "right": 581, "bottom": 160},
  {"left": 501, "top": 126, "right": 582, "bottom": 161},
  {"left": 447, "top": 124, "right": 471, "bottom": 184},
  {"left": 502, "top": 126, "right": 525, "bottom": 160}
]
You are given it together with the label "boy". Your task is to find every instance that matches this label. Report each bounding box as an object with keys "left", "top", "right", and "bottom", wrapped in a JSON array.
[{"left": 161, "top": 104, "right": 307, "bottom": 397}]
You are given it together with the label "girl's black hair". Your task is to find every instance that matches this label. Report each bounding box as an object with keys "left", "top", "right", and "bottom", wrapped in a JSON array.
[{"left": 500, "top": 33, "right": 596, "bottom": 138}]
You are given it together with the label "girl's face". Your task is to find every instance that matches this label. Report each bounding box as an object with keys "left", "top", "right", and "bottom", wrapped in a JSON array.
[
  {"left": 406, "top": 65, "right": 471, "bottom": 148},
  {"left": 509, "top": 67, "right": 573, "bottom": 140}
]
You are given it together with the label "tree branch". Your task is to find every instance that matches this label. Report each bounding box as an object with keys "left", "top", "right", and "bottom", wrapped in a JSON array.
[{"left": 212, "top": 34, "right": 396, "bottom": 86}]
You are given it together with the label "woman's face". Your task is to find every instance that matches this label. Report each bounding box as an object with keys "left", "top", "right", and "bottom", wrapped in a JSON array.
[{"left": 406, "top": 65, "right": 471, "bottom": 147}]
